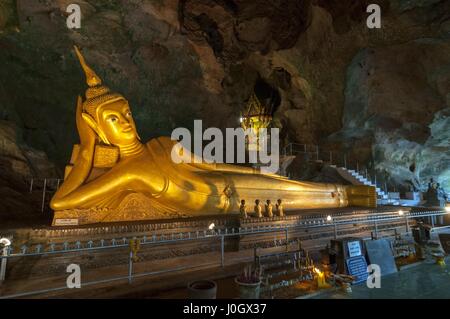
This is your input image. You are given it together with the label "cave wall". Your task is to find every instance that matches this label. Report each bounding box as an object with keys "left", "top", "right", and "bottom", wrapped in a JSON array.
[
  {"left": 0, "top": 0, "right": 449, "bottom": 194},
  {"left": 337, "top": 38, "right": 450, "bottom": 191}
]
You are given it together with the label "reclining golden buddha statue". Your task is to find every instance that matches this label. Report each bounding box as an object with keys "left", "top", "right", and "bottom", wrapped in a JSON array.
[{"left": 50, "top": 47, "right": 376, "bottom": 226}]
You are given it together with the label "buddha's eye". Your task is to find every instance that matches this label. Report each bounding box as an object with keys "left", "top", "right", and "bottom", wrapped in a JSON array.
[
  {"left": 107, "top": 115, "right": 119, "bottom": 123},
  {"left": 125, "top": 110, "right": 132, "bottom": 117}
]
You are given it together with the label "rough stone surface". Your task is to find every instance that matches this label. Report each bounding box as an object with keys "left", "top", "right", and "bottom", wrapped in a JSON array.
[
  {"left": 0, "top": 121, "right": 57, "bottom": 223},
  {"left": 0, "top": 0, "right": 449, "bottom": 219},
  {"left": 334, "top": 39, "right": 450, "bottom": 191}
]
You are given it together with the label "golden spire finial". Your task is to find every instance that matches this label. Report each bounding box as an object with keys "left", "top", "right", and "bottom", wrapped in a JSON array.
[
  {"left": 74, "top": 45, "right": 102, "bottom": 87},
  {"left": 72, "top": 45, "right": 124, "bottom": 119}
]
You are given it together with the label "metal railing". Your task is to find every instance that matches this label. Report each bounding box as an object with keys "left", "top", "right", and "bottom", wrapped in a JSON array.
[
  {"left": 0, "top": 208, "right": 447, "bottom": 298},
  {"left": 283, "top": 143, "right": 343, "bottom": 164},
  {"left": 2, "top": 208, "right": 446, "bottom": 258},
  {"left": 281, "top": 143, "right": 424, "bottom": 196},
  {"left": 27, "top": 178, "right": 63, "bottom": 212}
]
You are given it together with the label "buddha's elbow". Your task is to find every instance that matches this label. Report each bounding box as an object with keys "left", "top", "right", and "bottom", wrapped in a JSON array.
[{"left": 50, "top": 197, "right": 66, "bottom": 211}]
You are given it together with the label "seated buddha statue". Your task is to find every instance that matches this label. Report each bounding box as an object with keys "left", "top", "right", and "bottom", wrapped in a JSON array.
[{"left": 50, "top": 47, "right": 376, "bottom": 226}]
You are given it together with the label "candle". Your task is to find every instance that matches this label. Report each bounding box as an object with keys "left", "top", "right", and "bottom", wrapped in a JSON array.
[
  {"left": 317, "top": 272, "right": 326, "bottom": 288},
  {"left": 314, "top": 267, "right": 327, "bottom": 288}
]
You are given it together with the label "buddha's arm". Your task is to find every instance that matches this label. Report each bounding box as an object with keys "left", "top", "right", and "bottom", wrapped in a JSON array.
[
  {"left": 51, "top": 156, "right": 169, "bottom": 210},
  {"left": 50, "top": 97, "right": 95, "bottom": 209},
  {"left": 50, "top": 170, "right": 129, "bottom": 210}
]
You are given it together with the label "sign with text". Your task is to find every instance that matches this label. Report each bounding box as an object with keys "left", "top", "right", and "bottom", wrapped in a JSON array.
[
  {"left": 346, "top": 256, "right": 368, "bottom": 284},
  {"left": 347, "top": 240, "right": 362, "bottom": 258},
  {"left": 54, "top": 218, "right": 79, "bottom": 226}
]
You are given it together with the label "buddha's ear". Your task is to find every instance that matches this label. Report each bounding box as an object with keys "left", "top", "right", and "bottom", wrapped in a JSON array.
[{"left": 81, "top": 112, "right": 111, "bottom": 145}]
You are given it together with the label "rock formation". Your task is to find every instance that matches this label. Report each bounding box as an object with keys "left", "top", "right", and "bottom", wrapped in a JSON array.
[{"left": 0, "top": 0, "right": 449, "bottom": 220}]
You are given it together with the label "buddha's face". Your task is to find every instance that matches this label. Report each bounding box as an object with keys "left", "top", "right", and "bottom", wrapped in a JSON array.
[{"left": 97, "top": 99, "right": 138, "bottom": 146}]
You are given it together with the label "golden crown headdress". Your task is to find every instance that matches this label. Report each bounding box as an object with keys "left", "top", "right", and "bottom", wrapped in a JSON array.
[{"left": 74, "top": 46, "right": 125, "bottom": 119}]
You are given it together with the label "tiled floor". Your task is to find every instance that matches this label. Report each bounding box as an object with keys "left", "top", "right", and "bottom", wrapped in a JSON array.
[{"left": 315, "top": 258, "right": 450, "bottom": 299}]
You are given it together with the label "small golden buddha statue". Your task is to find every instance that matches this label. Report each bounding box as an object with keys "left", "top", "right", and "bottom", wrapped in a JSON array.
[
  {"left": 239, "top": 199, "right": 248, "bottom": 218},
  {"left": 275, "top": 199, "right": 284, "bottom": 217},
  {"left": 254, "top": 199, "right": 263, "bottom": 218},
  {"left": 265, "top": 199, "right": 273, "bottom": 218},
  {"left": 50, "top": 47, "right": 376, "bottom": 226}
]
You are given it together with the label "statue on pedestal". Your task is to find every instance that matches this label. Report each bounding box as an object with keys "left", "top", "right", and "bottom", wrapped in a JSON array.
[
  {"left": 425, "top": 178, "right": 443, "bottom": 207},
  {"left": 239, "top": 200, "right": 248, "bottom": 218},
  {"left": 50, "top": 47, "right": 377, "bottom": 226},
  {"left": 265, "top": 200, "right": 273, "bottom": 218},
  {"left": 254, "top": 200, "right": 263, "bottom": 218},
  {"left": 275, "top": 199, "right": 284, "bottom": 217}
]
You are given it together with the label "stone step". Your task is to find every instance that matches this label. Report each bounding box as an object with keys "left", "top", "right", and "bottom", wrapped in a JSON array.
[
  {"left": 336, "top": 167, "right": 380, "bottom": 190},
  {"left": 338, "top": 168, "right": 395, "bottom": 201},
  {"left": 353, "top": 175, "right": 368, "bottom": 182}
]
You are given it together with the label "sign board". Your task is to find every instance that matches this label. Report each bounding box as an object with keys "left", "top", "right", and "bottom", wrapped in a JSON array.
[
  {"left": 347, "top": 240, "right": 362, "bottom": 257},
  {"left": 365, "top": 239, "right": 398, "bottom": 276},
  {"left": 346, "top": 255, "right": 368, "bottom": 284},
  {"left": 54, "top": 218, "right": 79, "bottom": 226}
]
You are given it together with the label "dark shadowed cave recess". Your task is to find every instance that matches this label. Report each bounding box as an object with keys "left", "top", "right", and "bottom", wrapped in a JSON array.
[
  {"left": 253, "top": 78, "right": 281, "bottom": 116},
  {"left": 0, "top": 0, "right": 449, "bottom": 219}
]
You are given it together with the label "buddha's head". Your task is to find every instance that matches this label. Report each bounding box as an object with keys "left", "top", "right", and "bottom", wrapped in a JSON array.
[{"left": 74, "top": 46, "right": 140, "bottom": 147}]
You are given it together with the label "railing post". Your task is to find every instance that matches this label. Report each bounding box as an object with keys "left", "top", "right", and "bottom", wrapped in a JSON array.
[
  {"left": 128, "top": 251, "right": 133, "bottom": 284},
  {"left": 356, "top": 161, "right": 359, "bottom": 173},
  {"left": 374, "top": 219, "right": 378, "bottom": 238},
  {"left": 329, "top": 151, "right": 332, "bottom": 164},
  {"left": 29, "top": 178, "right": 34, "bottom": 193},
  {"left": 285, "top": 228, "right": 288, "bottom": 249},
  {"left": 334, "top": 222, "right": 338, "bottom": 239},
  {"left": 405, "top": 214, "right": 409, "bottom": 234},
  {"left": 41, "top": 178, "right": 47, "bottom": 213},
  {"left": 0, "top": 246, "right": 9, "bottom": 283},
  {"left": 220, "top": 235, "right": 224, "bottom": 268}
]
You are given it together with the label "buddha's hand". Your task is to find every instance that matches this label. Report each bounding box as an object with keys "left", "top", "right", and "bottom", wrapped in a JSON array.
[
  {"left": 52, "top": 97, "right": 95, "bottom": 203},
  {"left": 76, "top": 95, "right": 96, "bottom": 150}
]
